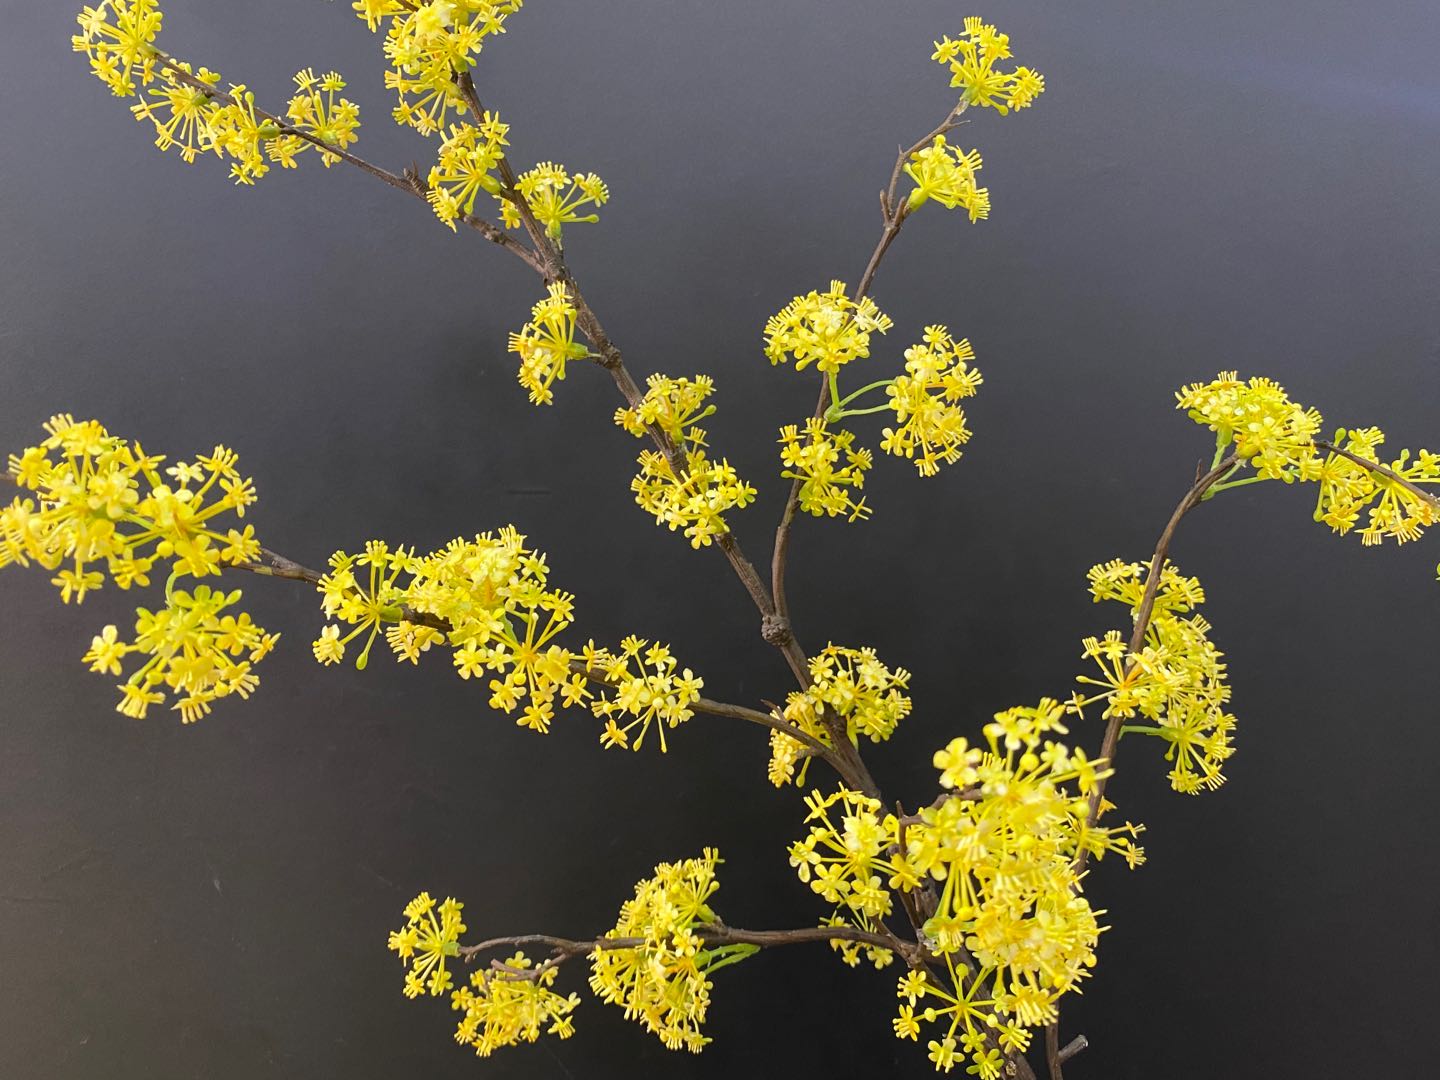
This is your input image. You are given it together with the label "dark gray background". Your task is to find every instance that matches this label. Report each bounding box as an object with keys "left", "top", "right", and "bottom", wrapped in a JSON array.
[{"left": 2, "top": 1, "right": 1438, "bottom": 1076}]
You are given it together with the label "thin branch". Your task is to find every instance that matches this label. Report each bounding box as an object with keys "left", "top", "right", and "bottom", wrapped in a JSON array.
[
  {"left": 1046, "top": 1025, "right": 1086, "bottom": 1078},
  {"left": 458, "top": 921, "right": 916, "bottom": 968},
  {"left": 227, "top": 543, "right": 835, "bottom": 749},
  {"left": 771, "top": 102, "right": 968, "bottom": 628}
]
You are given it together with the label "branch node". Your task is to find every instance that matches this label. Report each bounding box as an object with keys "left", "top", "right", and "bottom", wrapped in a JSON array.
[{"left": 760, "top": 614, "right": 794, "bottom": 647}]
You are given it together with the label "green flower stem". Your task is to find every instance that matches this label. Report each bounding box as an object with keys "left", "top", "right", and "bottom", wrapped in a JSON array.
[{"left": 1206, "top": 474, "right": 1270, "bottom": 497}]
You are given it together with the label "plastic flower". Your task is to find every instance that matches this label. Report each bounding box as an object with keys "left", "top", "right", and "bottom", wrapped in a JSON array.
[
  {"left": 129, "top": 61, "right": 222, "bottom": 162},
  {"left": 451, "top": 956, "right": 581, "bottom": 1057},
  {"left": 374, "top": 0, "right": 526, "bottom": 135},
  {"left": 427, "top": 113, "right": 510, "bottom": 228},
  {"left": 314, "top": 530, "right": 591, "bottom": 732},
  {"left": 1313, "top": 428, "right": 1439, "bottom": 545},
  {"left": 508, "top": 283, "right": 589, "bottom": 404},
  {"left": 73, "top": 0, "right": 163, "bottom": 97},
  {"left": 106, "top": 584, "right": 278, "bottom": 723},
  {"left": 270, "top": 69, "right": 361, "bottom": 168},
  {"left": 589, "top": 850, "right": 752, "bottom": 1053},
  {"left": 788, "top": 788, "right": 912, "bottom": 920},
  {"left": 2, "top": 415, "right": 262, "bottom": 597},
  {"left": 205, "top": 84, "right": 280, "bottom": 185},
  {"left": 891, "top": 712, "right": 1141, "bottom": 1075},
  {"left": 1176, "top": 372, "right": 1323, "bottom": 481},
  {"left": 904, "top": 136, "right": 989, "bottom": 219},
  {"left": 315, "top": 541, "right": 415, "bottom": 671},
  {"left": 931, "top": 18, "right": 1045, "bottom": 115},
  {"left": 587, "top": 637, "right": 704, "bottom": 751},
  {"left": 499, "top": 162, "right": 610, "bottom": 240},
  {"left": 779, "top": 419, "right": 873, "bottom": 521},
  {"left": 617, "top": 375, "right": 756, "bottom": 548},
  {"left": 388, "top": 892, "right": 467, "bottom": 999},
  {"left": 1077, "top": 558, "right": 1234, "bottom": 793},
  {"left": 881, "top": 326, "right": 983, "bottom": 476},
  {"left": 767, "top": 645, "right": 910, "bottom": 786},
  {"left": 763, "top": 281, "right": 893, "bottom": 373}
]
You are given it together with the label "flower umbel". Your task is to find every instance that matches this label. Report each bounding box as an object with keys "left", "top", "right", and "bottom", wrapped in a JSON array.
[
  {"left": 764, "top": 281, "right": 893, "bottom": 374},
  {"left": 589, "top": 850, "right": 752, "bottom": 1052},
  {"left": 451, "top": 956, "right": 581, "bottom": 1057},
  {"left": 904, "top": 136, "right": 989, "bottom": 220},
  {"left": 388, "top": 892, "right": 467, "bottom": 999},
  {"left": 588, "top": 637, "right": 704, "bottom": 752},
  {"left": 427, "top": 113, "right": 510, "bottom": 228},
  {"left": 508, "top": 283, "right": 589, "bottom": 405},
  {"left": 779, "top": 419, "right": 873, "bottom": 522},
  {"left": 500, "top": 162, "right": 610, "bottom": 240},
  {"left": 881, "top": 326, "right": 983, "bottom": 476},
  {"left": 617, "top": 375, "right": 756, "bottom": 548},
  {"left": 931, "top": 18, "right": 1045, "bottom": 115}
]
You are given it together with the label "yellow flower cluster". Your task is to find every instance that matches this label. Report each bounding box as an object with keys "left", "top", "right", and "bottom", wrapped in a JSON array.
[
  {"left": 77, "top": 3, "right": 364, "bottom": 186},
  {"left": 881, "top": 326, "right": 984, "bottom": 476},
  {"left": 3, "top": 415, "right": 260, "bottom": 598},
  {"left": 789, "top": 788, "right": 913, "bottom": 923},
  {"left": 360, "top": 0, "right": 525, "bottom": 135},
  {"left": 931, "top": 18, "right": 1045, "bottom": 115},
  {"left": 270, "top": 69, "right": 362, "bottom": 169},
  {"left": 763, "top": 281, "right": 894, "bottom": 373},
  {"left": 387, "top": 892, "right": 466, "bottom": 999},
  {"left": 779, "top": 419, "right": 873, "bottom": 521},
  {"left": 767, "top": 645, "right": 911, "bottom": 787},
  {"left": 586, "top": 638, "right": 704, "bottom": 752},
  {"left": 791, "top": 706, "right": 1141, "bottom": 1077},
  {"left": 904, "top": 136, "right": 989, "bottom": 220},
  {"left": 87, "top": 585, "right": 278, "bottom": 722},
  {"left": 313, "top": 531, "right": 592, "bottom": 733},
  {"left": 426, "top": 113, "right": 510, "bottom": 228},
  {"left": 1078, "top": 560, "right": 1234, "bottom": 793},
  {"left": 499, "top": 163, "right": 611, "bottom": 240},
  {"left": 73, "top": 0, "right": 161, "bottom": 96},
  {"left": 1177, "top": 372, "right": 1324, "bottom": 481},
  {"left": 451, "top": 956, "right": 581, "bottom": 1057},
  {"left": 616, "top": 375, "right": 757, "bottom": 548},
  {"left": 1175, "top": 373, "right": 1439, "bottom": 547},
  {"left": 589, "top": 849, "right": 752, "bottom": 1053},
  {"left": 507, "top": 283, "right": 590, "bottom": 405},
  {"left": 1315, "top": 427, "right": 1439, "bottom": 545}
]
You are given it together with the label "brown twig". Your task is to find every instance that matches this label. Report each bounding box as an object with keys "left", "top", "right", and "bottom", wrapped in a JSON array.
[
  {"left": 459, "top": 921, "right": 917, "bottom": 973},
  {"left": 771, "top": 103, "right": 969, "bottom": 629},
  {"left": 1045, "top": 1025, "right": 1086, "bottom": 1077}
]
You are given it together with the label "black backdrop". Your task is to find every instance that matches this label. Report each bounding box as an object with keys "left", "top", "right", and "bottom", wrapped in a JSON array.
[{"left": 2, "top": 1, "right": 1438, "bottom": 1077}]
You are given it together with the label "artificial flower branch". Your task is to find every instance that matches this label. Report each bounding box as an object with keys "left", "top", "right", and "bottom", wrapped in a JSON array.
[
  {"left": 771, "top": 102, "right": 972, "bottom": 628},
  {"left": 16, "top": 6, "right": 1430, "bottom": 1076}
]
